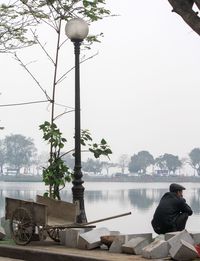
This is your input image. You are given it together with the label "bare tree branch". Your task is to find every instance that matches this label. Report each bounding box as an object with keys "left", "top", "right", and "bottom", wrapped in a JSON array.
[
  {"left": 14, "top": 52, "right": 51, "bottom": 101},
  {"left": 0, "top": 100, "right": 49, "bottom": 107},
  {"left": 60, "top": 149, "right": 75, "bottom": 158},
  {"left": 56, "top": 51, "right": 99, "bottom": 85},
  {"left": 31, "top": 29, "right": 55, "bottom": 65},
  {"left": 20, "top": 1, "right": 58, "bottom": 31},
  {"left": 59, "top": 38, "right": 69, "bottom": 49},
  {"left": 0, "top": 1, "right": 36, "bottom": 52},
  {"left": 46, "top": 3, "right": 60, "bottom": 31},
  {"left": 54, "top": 109, "right": 74, "bottom": 121}
]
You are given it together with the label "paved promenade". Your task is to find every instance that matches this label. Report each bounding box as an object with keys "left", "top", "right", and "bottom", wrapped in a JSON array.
[
  {"left": 0, "top": 240, "right": 166, "bottom": 261},
  {"left": 0, "top": 257, "right": 24, "bottom": 261}
]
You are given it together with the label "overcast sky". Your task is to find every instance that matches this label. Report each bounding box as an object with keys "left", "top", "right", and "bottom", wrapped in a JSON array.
[{"left": 0, "top": 0, "right": 200, "bottom": 163}]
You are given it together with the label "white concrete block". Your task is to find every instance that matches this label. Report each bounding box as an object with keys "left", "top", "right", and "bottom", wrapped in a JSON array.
[
  {"left": 110, "top": 231, "right": 120, "bottom": 235},
  {"left": 0, "top": 226, "right": 5, "bottom": 240},
  {"left": 154, "top": 234, "right": 165, "bottom": 241},
  {"left": 1, "top": 217, "right": 11, "bottom": 239},
  {"left": 59, "top": 227, "right": 92, "bottom": 247},
  {"left": 165, "top": 231, "right": 180, "bottom": 241},
  {"left": 142, "top": 239, "right": 169, "bottom": 259},
  {"left": 168, "top": 230, "right": 194, "bottom": 248},
  {"left": 107, "top": 233, "right": 152, "bottom": 253},
  {"left": 190, "top": 232, "right": 200, "bottom": 244},
  {"left": 122, "top": 236, "right": 150, "bottom": 255},
  {"left": 127, "top": 233, "right": 152, "bottom": 243},
  {"left": 77, "top": 227, "right": 110, "bottom": 250},
  {"left": 59, "top": 230, "right": 66, "bottom": 245},
  {"left": 109, "top": 236, "right": 126, "bottom": 253},
  {"left": 170, "top": 239, "right": 199, "bottom": 261}
]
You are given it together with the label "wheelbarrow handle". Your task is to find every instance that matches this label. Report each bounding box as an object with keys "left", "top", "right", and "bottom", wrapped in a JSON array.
[{"left": 82, "top": 211, "right": 132, "bottom": 225}]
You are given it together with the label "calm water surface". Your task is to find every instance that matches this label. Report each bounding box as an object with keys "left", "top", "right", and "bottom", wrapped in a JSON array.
[{"left": 1, "top": 182, "right": 200, "bottom": 235}]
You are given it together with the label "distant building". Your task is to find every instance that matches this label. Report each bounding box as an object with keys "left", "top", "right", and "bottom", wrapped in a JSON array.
[{"left": 155, "top": 169, "right": 169, "bottom": 176}]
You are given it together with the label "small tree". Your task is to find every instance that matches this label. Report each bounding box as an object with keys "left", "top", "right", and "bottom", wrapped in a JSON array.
[
  {"left": 40, "top": 122, "right": 72, "bottom": 200},
  {"left": 155, "top": 156, "right": 166, "bottom": 171},
  {"left": 2, "top": 0, "right": 113, "bottom": 200},
  {"left": 129, "top": 151, "right": 154, "bottom": 174},
  {"left": 34, "top": 151, "right": 49, "bottom": 175},
  {"left": 101, "top": 161, "right": 116, "bottom": 175},
  {"left": 166, "top": 154, "right": 182, "bottom": 174},
  {"left": 5, "top": 134, "right": 37, "bottom": 174},
  {"left": 189, "top": 148, "right": 200, "bottom": 175},
  {"left": 40, "top": 122, "right": 112, "bottom": 199},
  {"left": 155, "top": 153, "right": 182, "bottom": 175},
  {"left": 128, "top": 154, "right": 141, "bottom": 174},
  {"left": 118, "top": 154, "right": 130, "bottom": 174},
  {"left": 82, "top": 158, "right": 103, "bottom": 175}
]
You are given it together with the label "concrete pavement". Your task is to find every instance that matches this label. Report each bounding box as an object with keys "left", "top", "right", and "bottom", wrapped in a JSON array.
[
  {"left": 1, "top": 239, "right": 199, "bottom": 261},
  {"left": 0, "top": 257, "right": 24, "bottom": 261},
  {"left": 0, "top": 240, "right": 159, "bottom": 261}
]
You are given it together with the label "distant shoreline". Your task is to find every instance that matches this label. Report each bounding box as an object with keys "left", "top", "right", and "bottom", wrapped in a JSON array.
[
  {"left": 83, "top": 175, "right": 200, "bottom": 183},
  {"left": 0, "top": 174, "right": 200, "bottom": 183},
  {"left": 0, "top": 175, "right": 43, "bottom": 182}
]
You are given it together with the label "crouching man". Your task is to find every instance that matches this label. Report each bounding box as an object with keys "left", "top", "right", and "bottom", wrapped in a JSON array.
[{"left": 151, "top": 183, "right": 193, "bottom": 234}]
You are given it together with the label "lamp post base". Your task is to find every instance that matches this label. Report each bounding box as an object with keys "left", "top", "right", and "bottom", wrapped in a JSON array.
[{"left": 72, "top": 180, "right": 87, "bottom": 223}]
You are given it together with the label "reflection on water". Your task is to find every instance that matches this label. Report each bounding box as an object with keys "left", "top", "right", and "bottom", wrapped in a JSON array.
[
  {"left": 190, "top": 188, "right": 200, "bottom": 214},
  {"left": 1, "top": 182, "right": 200, "bottom": 234},
  {"left": 128, "top": 189, "right": 154, "bottom": 210}
]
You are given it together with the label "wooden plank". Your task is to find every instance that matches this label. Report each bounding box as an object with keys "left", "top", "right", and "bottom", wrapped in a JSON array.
[
  {"left": 5, "top": 197, "right": 47, "bottom": 225},
  {"left": 36, "top": 195, "right": 79, "bottom": 226}
]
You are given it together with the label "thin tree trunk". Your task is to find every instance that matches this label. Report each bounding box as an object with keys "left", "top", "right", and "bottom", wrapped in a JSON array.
[{"left": 49, "top": 19, "right": 62, "bottom": 198}]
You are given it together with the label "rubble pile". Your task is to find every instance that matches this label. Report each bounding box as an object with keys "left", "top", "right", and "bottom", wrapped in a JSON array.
[
  {"left": 1, "top": 216, "right": 200, "bottom": 260},
  {"left": 59, "top": 228, "right": 200, "bottom": 260}
]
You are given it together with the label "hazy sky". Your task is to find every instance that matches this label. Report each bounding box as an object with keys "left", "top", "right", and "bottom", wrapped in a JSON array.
[{"left": 1, "top": 0, "right": 200, "bottom": 162}]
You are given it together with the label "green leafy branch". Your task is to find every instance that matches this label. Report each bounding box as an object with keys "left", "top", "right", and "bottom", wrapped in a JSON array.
[
  {"left": 40, "top": 122, "right": 112, "bottom": 200},
  {"left": 81, "top": 129, "right": 112, "bottom": 159},
  {"left": 39, "top": 121, "right": 72, "bottom": 200}
]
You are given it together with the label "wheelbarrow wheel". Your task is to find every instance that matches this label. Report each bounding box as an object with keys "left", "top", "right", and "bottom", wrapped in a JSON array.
[
  {"left": 47, "top": 228, "right": 60, "bottom": 242},
  {"left": 10, "top": 207, "right": 34, "bottom": 245}
]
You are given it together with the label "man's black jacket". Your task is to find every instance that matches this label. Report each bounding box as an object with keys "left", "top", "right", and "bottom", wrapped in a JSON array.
[{"left": 151, "top": 192, "right": 193, "bottom": 234}]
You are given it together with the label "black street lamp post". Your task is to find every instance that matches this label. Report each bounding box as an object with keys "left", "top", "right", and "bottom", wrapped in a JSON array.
[{"left": 65, "top": 18, "right": 89, "bottom": 223}]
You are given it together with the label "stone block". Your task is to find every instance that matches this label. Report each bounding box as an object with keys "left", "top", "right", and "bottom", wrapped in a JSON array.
[
  {"left": 170, "top": 239, "right": 199, "bottom": 261},
  {"left": 0, "top": 226, "right": 5, "bottom": 240},
  {"left": 110, "top": 231, "right": 120, "bottom": 235},
  {"left": 122, "top": 236, "right": 150, "bottom": 255},
  {"left": 101, "top": 234, "right": 123, "bottom": 249},
  {"left": 59, "top": 228, "right": 92, "bottom": 247},
  {"left": 165, "top": 231, "right": 180, "bottom": 241},
  {"left": 106, "top": 233, "right": 152, "bottom": 253},
  {"left": 154, "top": 234, "right": 165, "bottom": 241},
  {"left": 126, "top": 233, "right": 153, "bottom": 243},
  {"left": 168, "top": 230, "right": 194, "bottom": 248},
  {"left": 109, "top": 236, "right": 126, "bottom": 253},
  {"left": 77, "top": 227, "right": 110, "bottom": 250},
  {"left": 1, "top": 217, "right": 11, "bottom": 239},
  {"left": 59, "top": 230, "right": 66, "bottom": 245},
  {"left": 142, "top": 239, "right": 169, "bottom": 259},
  {"left": 100, "top": 244, "right": 108, "bottom": 250},
  {"left": 190, "top": 232, "right": 200, "bottom": 244}
]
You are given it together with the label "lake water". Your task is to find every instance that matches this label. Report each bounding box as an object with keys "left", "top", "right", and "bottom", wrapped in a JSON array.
[{"left": 1, "top": 181, "right": 200, "bottom": 236}]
